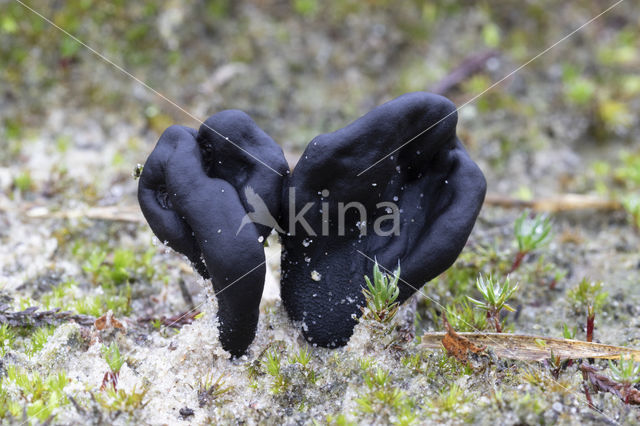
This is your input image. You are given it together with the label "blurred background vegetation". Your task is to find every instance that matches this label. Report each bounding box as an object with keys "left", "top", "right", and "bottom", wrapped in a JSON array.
[{"left": 0, "top": 0, "right": 638, "bottom": 206}]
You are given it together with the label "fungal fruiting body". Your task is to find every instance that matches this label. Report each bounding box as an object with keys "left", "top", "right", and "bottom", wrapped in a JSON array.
[
  {"left": 137, "top": 92, "right": 486, "bottom": 355},
  {"left": 279, "top": 92, "right": 486, "bottom": 347},
  {"left": 138, "top": 111, "right": 288, "bottom": 357}
]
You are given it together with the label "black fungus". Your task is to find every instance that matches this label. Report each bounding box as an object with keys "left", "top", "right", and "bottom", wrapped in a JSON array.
[
  {"left": 279, "top": 92, "right": 486, "bottom": 347},
  {"left": 138, "top": 110, "right": 288, "bottom": 356},
  {"left": 138, "top": 92, "right": 486, "bottom": 354}
]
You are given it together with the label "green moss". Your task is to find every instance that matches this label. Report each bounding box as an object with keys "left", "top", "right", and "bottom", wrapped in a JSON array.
[
  {"left": 94, "top": 386, "right": 148, "bottom": 414},
  {"left": 324, "top": 413, "right": 356, "bottom": 426},
  {"left": 615, "top": 150, "right": 640, "bottom": 189},
  {"left": 562, "top": 65, "right": 596, "bottom": 106},
  {"left": 12, "top": 170, "right": 33, "bottom": 194},
  {"left": 289, "top": 346, "right": 318, "bottom": 384},
  {"left": 74, "top": 296, "right": 104, "bottom": 317},
  {"left": 1, "top": 366, "right": 69, "bottom": 422},
  {"left": 77, "top": 244, "right": 157, "bottom": 287},
  {"left": 0, "top": 324, "right": 15, "bottom": 357},
  {"left": 589, "top": 149, "right": 640, "bottom": 230},
  {"left": 263, "top": 348, "right": 281, "bottom": 377},
  {"left": 26, "top": 326, "right": 55, "bottom": 358},
  {"left": 293, "top": 0, "right": 319, "bottom": 17},
  {"left": 622, "top": 194, "right": 640, "bottom": 230},
  {"left": 60, "top": 242, "right": 162, "bottom": 316},
  {"left": 353, "top": 366, "right": 416, "bottom": 424},
  {"left": 262, "top": 348, "right": 289, "bottom": 394},
  {"left": 40, "top": 279, "right": 78, "bottom": 311},
  {"left": 198, "top": 374, "right": 232, "bottom": 407},
  {"left": 444, "top": 300, "right": 489, "bottom": 332},
  {"left": 425, "top": 383, "right": 468, "bottom": 416}
]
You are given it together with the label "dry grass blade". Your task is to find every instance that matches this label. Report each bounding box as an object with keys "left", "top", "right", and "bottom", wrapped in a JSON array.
[
  {"left": 421, "top": 332, "right": 640, "bottom": 362},
  {"left": 484, "top": 193, "right": 622, "bottom": 212},
  {"left": 24, "top": 205, "right": 144, "bottom": 223}
]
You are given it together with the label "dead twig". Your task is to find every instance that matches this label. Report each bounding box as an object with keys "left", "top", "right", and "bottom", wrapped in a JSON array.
[
  {"left": 6, "top": 193, "right": 621, "bottom": 225},
  {"left": 581, "top": 363, "right": 640, "bottom": 405},
  {"left": 484, "top": 193, "right": 622, "bottom": 213},
  {"left": 0, "top": 304, "right": 95, "bottom": 327},
  {"left": 137, "top": 310, "right": 201, "bottom": 329},
  {"left": 430, "top": 50, "right": 499, "bottom": 95}
]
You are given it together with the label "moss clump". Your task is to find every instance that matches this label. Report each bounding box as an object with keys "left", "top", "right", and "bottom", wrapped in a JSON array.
[
  {"left": 93, "top": 386, "right": 149, "bottom": 414},
  {"left": 0, "top": 366, "right": 69, "bottom": 422}
]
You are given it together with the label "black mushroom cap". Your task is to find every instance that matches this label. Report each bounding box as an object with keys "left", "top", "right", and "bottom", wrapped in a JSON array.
[
  {"left": 138, "top": 110, "right": 289, "bottom": 357},
  {"left": 279, "top": 92, "right": 486, "bottom": 347}
]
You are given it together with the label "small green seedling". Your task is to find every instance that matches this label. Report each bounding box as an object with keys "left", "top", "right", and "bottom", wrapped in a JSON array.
[
  {"left": 101, "top": 342, "right": 125, "bottom": 391},
  {"left": 362, "top": 261, "right": 400, "bottom": 323},
  {"left": 608, "top": 356, "right": 640, "bottom": 385},
  {"left": 102, "top": 342, "right": 125, "bottom": 374},
  {"left": 468, "top": 274, "right": 518, "bottom": 333},
  {"left": 562, "top": 323, "right": 577, "bottom": 340},
  {"left": 567, "top": 278, "right": 608, "bottom": 314},
  {"left": 547, "top": 350, "right": 570, "bottom": 380},
  {"left": 511, "top": 211, "right": 552, "bottom": 272}
]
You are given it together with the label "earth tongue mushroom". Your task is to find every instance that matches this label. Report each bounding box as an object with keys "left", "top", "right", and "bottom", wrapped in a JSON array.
[
  {"left": 138, "top": 92, "right": 486, "bottom": 356},
  {"left": 138, "top": 111, "right": 288, "bottom": 357},
  {"left": 279, "top": 92, "right": 486, "bottom": 347}
]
